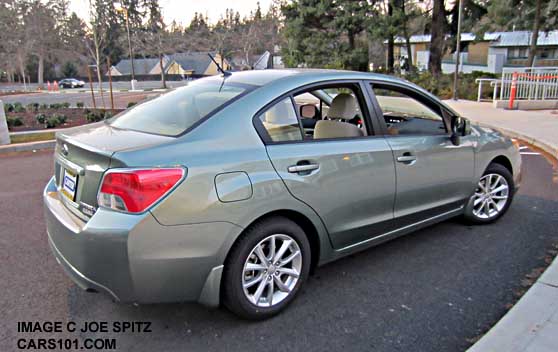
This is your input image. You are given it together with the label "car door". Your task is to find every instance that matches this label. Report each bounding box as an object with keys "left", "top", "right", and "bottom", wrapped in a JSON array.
[
  {"left": 255, "top": 81, "right": 396, "bottom": 249},
  {"left": 366, "top": 82, "right": 475, "bottom": 220}
]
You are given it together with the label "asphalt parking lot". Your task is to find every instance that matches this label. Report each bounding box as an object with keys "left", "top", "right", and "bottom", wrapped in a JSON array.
[{"left": 1, "top": 143, "right": 557, "bottom": 352}]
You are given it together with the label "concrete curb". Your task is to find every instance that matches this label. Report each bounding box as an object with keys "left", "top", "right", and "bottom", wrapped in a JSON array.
[
  {"left": 10, "top": 128, "right": 64, "bottom": 136},
  {"left": 0, "top": 140, "right": 55, "bottom": 153},
  {"left": 467, "top": 256, "right": 558, "bottom": 352},
  {"left": 467, "top": 118, "right": 558, "bottom": 352}
]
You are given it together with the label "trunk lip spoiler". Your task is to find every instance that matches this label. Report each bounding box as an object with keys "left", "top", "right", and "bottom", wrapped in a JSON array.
[{"left": 56, "top": 133, "right": 116, "bottom": 159}]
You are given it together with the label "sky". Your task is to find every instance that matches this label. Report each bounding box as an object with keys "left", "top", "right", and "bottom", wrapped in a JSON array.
[{"left": 69, "top": 0, "right": 274, "bottom": 25}]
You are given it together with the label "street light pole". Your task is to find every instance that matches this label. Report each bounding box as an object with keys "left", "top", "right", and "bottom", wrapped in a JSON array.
[
  {"left": 116, "top": 3, "right": 136, "bottom": 90},
  {"left": 124, "top": 9, "right": 135, "bottom": 81},
  {"left": 452, "top": 0, "right": 464, "bottom": 100}
]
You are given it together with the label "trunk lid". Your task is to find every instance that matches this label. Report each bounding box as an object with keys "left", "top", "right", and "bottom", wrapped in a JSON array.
[{"left": 54, "top": 122, "right": 174, "bottom": 219}]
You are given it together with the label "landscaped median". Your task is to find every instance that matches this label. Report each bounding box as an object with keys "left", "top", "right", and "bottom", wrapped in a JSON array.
[{"left": 0, "top": 99, "right": 127, "bottom": 153}]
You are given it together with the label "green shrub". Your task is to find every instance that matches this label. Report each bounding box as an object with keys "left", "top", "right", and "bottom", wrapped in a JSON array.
[
  {"left": 56, "top": 114, "right": 68, "bottom": 124},
  {"left": 402, "top": 71, "right": 500, "bottom": 101},
  {"left": 40, "top": 103, "right": 49, "bottom": 110},
  {"left": 76, "top": 102, "right": 85, "bottom": 109},
  {"left": 45, "top": 114, "right": 68, "bottom": 128},
  {"left": 45, "top": 116, "right": 60, "bottom": 128},
  {"left": 12, "top": 102, "right": 25, "bottom": 113},
  {"left": 103, "top": 111, "right": 113, "bottom": 119},
  {"left": 35, "top": 113, "right": 47, "bottom": 124},
  {"left": 3, "top": 102, "right": 13, "bottom": 113},
  {"left": 85, "top": 110, "right": 103, "bottom": 123},
  {"left": 126, "top": 101, "right": 137, "bottom": 108},
  {"left": 27, "top": 102, "right": 40, "bottom": 112},
  {"left": 61, "top": 102, "right": 70, "bottom": 109},
  {"left": 7, "top": 116, "right": 23, "bottom": 128},
  {"left": 49, "top": 103, "right": 62, "bottom": 110}
]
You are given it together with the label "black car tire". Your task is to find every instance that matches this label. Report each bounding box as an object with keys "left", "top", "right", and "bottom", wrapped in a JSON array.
[{"left": 222, "top": 216, "right": 311, "bottom": 320}]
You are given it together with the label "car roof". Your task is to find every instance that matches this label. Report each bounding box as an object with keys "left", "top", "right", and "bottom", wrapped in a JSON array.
[
  {"left": 211, "top": 68, "right": 408, "bottom": 87},
  {"left": 191, "top": 69, "right": 460, "bottom": 118}
]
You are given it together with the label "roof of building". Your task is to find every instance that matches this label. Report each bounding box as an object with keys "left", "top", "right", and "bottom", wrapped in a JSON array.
[
  {"left": 168, "top": 52, "right": 216, "bottom": 75},
  {"left": 393, "top": 30, "right": 558, "bottom": 47},
  {"left": 114, "top": 58, "right": 160, "bottom": 75},
  {"left": 488, "top": 31, "right": 558, "bottom": 47}
]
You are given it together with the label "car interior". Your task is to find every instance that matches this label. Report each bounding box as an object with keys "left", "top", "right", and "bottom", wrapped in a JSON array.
[
  {"left": 258, "top": 82, "right": 450, "bottom": 143},
  {"left": 371, "top": 85, "right": 448, "bottom": 136},
  {"left": 293, "top": 85, "right": 369, "bottom": 140}
]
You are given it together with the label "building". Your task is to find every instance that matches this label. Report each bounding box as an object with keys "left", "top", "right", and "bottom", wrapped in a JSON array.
[
  {"left": 391, "top": 30, "right": 558, "bottom": 74},
  {"left": 109, "top": 52, "right": 231, "bottom": 78}
]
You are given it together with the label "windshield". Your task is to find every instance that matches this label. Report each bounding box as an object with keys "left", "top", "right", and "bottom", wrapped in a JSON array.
[{"left": 109, "top": 79, "right": 253, "bottom": 136}]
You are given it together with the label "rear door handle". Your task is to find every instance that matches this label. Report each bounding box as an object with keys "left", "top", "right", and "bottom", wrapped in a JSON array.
[
  {"left": 396, "top": 155, "right": 416, "bottom": 162},
  {"left": 288, "top": 163, "right": 319, "bottom": 173},
  {"left": 396, "top": 153, "right": 417, "bottom": 164}
]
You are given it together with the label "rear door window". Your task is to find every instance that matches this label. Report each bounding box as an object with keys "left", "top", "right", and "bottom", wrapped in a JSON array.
[
  {"left": 110, "top": 80, "right": 251, "bottom": 136},
  {"left": 257, "top": 98, "right": 303, "bottom": 142}
]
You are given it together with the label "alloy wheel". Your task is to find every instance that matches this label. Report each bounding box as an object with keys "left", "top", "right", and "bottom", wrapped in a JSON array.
[
  {"left": 472, "top": 173, "right": 509, "bottom": 219},
  {"left": 242, "top": 234, "right": 302, "bottom": 308}
]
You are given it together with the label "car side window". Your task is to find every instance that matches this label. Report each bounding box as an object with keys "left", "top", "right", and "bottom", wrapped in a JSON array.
[
  {"left": 292, "top": 85, "right": 369, "bottom": 140},
  {"left": 257, "top": 98, "right": 303, "bottom": 142},
  {"left": 371, "top": 85, "right": 447, "bottom": 136}
]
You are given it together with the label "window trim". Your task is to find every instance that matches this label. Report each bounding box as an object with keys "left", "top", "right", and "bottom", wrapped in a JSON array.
[
  {"left": 252, "top": 79, "right": 381, "bottom": 145},
  {"left": 365, "top": 80, "right": 452, "bottom": 137}
]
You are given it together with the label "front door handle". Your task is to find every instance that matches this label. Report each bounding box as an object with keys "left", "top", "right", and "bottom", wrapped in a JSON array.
[
  {"left": 396, "top": 153, "right": 417, "bottom": 164},
  {"left": 288, "top": 163, "right": 319, "bottom": 173}
]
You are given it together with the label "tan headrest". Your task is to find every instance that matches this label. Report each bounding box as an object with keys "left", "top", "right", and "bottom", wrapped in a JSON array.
[
  {"left": 314, "top": 120, "right": 364, "bottom": 139},
  {"left": 328, "top": 93, "right": 357, "bottom": 119}
]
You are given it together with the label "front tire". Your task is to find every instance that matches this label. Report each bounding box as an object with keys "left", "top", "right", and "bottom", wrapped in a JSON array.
[
  {"left": 222, "top": 216, "right": 311, "bottom": 320},
  {"left": 464, "top": 163, "right": 515, "bottom": 224}
]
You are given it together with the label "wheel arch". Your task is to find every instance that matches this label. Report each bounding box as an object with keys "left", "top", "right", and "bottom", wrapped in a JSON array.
[
  {"left": 226, "top": 209, "right": 322, "bottom": 273},
  {"left": 489, "top": 155, "right": 513, "bottom": 175}
]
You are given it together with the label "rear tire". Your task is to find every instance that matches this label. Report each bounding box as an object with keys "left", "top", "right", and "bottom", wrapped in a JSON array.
[
  {"left": 222, "top": 216, "right": 311, "bottom": 320},
  {"left": 464, "top": 163, "right": 514, "bottom": 224}
]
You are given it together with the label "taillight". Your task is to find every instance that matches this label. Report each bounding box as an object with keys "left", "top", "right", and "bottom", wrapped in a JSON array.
[{"left": 98, "top": 168, "right": 184, "bottom": 213}]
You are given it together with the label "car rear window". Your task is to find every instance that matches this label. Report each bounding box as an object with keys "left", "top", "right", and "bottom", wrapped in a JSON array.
[{"left": 109, "top": 80, "right": 252, "bottom": 136}]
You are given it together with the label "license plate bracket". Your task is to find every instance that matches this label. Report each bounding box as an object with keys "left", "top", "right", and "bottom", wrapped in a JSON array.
[{"left": 61, "top": 169, "right": 78, "bottom": 202}]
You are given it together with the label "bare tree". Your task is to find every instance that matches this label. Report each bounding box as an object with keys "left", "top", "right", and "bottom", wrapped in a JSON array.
[
  {"left": 137, "top": 0, "right": 169, "bottom": 88},
  {"left": 85, "top": 0, "right": 107, "bottom": 108}
]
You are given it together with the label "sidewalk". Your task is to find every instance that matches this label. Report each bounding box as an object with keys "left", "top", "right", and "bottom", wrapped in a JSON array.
[
  {"left": 467, "top": 256, "right": 558, "bottom": 352},
  {"left": 443, "top": 100, "right": 558, "bottom": 352},
  {"left": 444, "top": 100, "right": 558, "bottom": 158}
]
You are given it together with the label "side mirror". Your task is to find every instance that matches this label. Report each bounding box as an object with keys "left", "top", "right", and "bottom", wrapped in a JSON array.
[
  {"left": 449, "top": 116, "right": 471, "bottom": 145},
  {"left": 300, "top": 104, "right": 318, "bottom": 119},
  {"left": 462, "top": 118, "right": 472, "bottom": 136}
]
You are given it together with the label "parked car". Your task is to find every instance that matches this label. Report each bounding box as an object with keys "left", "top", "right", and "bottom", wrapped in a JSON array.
[
  {"left": 59, "top": 78, "right": 85, "bottom": 88},
  {"left": 44, "top": 69, "right": 521, "bottom": 320}
]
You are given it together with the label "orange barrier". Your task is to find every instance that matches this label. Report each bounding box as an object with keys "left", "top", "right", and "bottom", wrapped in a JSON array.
[{"left": 509, "top": 72, "right": 518, "bottom": 110}]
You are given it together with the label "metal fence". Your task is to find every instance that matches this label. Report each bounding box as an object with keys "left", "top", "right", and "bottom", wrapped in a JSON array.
[{"left": 499, "top": 67, "right": 558, "bottom": 101}]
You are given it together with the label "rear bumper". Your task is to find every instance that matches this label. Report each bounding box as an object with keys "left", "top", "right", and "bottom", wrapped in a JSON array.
[
  {"left": 48, "top": 233, "right": 120, "bottom": 300},
  {"left": 43, "top": 176, "right": 243, "bottom": 306}
]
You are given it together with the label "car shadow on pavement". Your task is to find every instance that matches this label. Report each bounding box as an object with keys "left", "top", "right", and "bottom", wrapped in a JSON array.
[{"left": 61, "top": 193, "right": 558, "bottom": 352}]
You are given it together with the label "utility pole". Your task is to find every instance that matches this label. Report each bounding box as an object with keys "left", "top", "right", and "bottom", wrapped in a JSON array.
[
  {"left": 452, "top": 0, "right": 464, "bottom": 100},
  {"left": 116, "top": 4, "right": 136, "bottom": 90}
]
